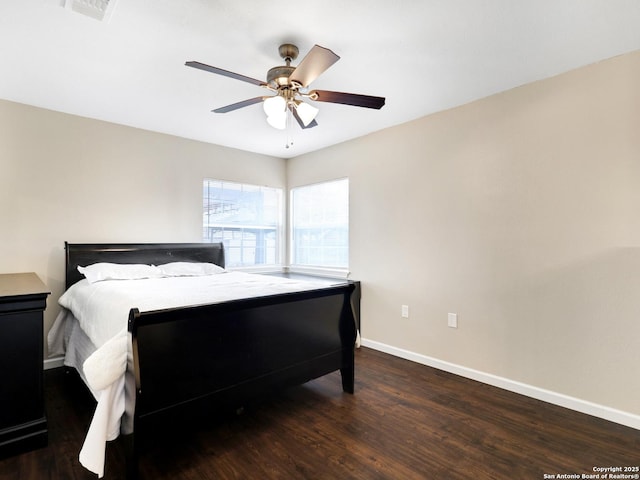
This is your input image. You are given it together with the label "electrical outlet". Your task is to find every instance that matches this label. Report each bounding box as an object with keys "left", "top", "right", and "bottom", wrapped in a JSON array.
[
  {"left": 448, "top": 313, "right": 458, "bottom": 328},
  {"left": 401, "top": 305, "right": 409, "bottom": 318}
]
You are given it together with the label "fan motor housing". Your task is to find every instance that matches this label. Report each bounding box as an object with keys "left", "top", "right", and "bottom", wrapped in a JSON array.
[
  {"left": 267, "top": 44, "right": 300, "bottom": 88},
  {"left": 267, "top": 65, "right": 295, "bottom": 88}
]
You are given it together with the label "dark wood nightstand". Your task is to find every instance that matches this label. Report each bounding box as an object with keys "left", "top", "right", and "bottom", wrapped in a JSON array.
[{"left": 0, "top": 273, "right": 50, "bottom": 458}]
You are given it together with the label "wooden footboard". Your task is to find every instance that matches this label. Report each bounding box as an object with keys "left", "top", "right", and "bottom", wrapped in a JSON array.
[
  {"left": 130, "top": 284, "right": 356, "bottom": 415},
  {"left": 126, "top": 284, "right": 356, "bottom": 478},
  {"left": 64, "top": 242, "right": 357, "bottom": 479}
]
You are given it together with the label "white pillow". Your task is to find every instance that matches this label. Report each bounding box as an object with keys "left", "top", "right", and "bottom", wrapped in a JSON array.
[
  {"left": 78, "top": 263, "right": 163, "bottom": 284},
  {"left": 158, "top": 262, "right": 225, "bottom": 277}
]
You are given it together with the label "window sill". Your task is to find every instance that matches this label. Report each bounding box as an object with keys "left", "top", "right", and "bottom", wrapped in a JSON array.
[
  {"left": 286, "top": 265, "right": 351, "bottom": 280},
  {"left": 228, "top": 265, "right": 286, "bottom": 274}
]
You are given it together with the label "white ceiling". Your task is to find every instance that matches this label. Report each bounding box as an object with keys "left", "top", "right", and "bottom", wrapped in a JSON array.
[{"left": 1, "top": 1, "right": 639, "bottom": 159}]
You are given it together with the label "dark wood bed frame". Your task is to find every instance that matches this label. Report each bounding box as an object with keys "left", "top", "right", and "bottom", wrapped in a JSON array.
[{"left": 64, "top": 242, "right": 358, "bottom": 479}]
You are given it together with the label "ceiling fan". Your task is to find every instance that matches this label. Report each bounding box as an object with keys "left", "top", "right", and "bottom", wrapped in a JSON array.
[{"left": 185, "top": 44, "right": 385, "bottom": 130}]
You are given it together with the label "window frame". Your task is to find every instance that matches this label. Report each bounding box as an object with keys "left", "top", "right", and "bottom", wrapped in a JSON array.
[
  {"left": 202, "top": 178, "right": 284, "bottom": 272},
  {"left": 288, "top": 177, "right": 350, "bottom": 278}
]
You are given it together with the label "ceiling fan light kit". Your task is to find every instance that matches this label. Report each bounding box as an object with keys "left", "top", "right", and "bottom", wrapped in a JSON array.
[
  {"left": 294, "top": 101, "right": 319, "bottom": 127},
  {"left": 263, "top": 95, "right": 288, "bottom": 130},
  {"left": 186, "top": 43, "right": 385, "bottom": 138},
  {"left": 266, "top": 112, "right": 287, "bottom": 130}
]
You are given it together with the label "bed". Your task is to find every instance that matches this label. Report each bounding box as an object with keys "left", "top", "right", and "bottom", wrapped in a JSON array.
[{"left": 49, "top": 242, "right": 358, "bottom": 479}]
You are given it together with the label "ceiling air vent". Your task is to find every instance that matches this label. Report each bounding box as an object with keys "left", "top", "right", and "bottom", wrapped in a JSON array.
[{"left": 63, "top": 0, "right": 119, "bottom": 22}]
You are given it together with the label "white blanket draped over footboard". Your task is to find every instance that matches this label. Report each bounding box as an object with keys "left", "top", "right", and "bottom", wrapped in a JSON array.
[{"left": 48, "top": 271, "right": 335, "bottom": 478}]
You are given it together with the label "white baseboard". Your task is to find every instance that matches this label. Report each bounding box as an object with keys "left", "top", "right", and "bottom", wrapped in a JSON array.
[
  {"left": 44, "top": 356, "right": 65, "bottom": 370},
  {"left": 361, "top": 338, "right": 640, "bottom": 431}
]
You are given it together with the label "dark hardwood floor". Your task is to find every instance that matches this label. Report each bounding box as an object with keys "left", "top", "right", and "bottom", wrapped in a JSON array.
[{"left": 2, "top": 347, "right": 638, "bottom": 479}]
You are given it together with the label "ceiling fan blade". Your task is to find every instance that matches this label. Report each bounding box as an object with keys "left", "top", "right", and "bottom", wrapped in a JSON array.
[
  {"left": 289, "top": 105, "right": 318, "bottom": 129},
  {"left": 185, "top": 61, "right": 265, "bottom": 87},
  {"left": 310, "top": 90, "right": 386, "bottom": 109},
  {"left": 213, "top": 97, "right": 264, "bottom": 113},
  {"left": 289, "top": 45, "right": 340, "bottom": 88}
]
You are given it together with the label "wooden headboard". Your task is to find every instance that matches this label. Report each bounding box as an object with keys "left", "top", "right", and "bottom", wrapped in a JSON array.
[{"left": 65, "top": 242, "right": 225, "bottom": 289}]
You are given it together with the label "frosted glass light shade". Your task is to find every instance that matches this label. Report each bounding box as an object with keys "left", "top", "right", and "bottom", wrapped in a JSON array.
[
  {"left": 267, "top": 112, "right": 287, "bottom": 130},
  {"left": 263, "top": 95, "right": 286, "bottom": 117},
  {"left": 295, "top": 101, "right": 319, "bottom": 126}
]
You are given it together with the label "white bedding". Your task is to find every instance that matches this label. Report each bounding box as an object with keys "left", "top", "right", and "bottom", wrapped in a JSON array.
[
  {"left": 59, "top": 271, "right": 329, "bottom": 351},
  {"left": 49, "top": 271, "right": 337, "bottom": 478}
]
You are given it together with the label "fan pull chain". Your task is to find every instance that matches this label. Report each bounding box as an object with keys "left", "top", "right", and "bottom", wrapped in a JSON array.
[{"left": 285, "top": 109, "right": 294, "bottom": 149}]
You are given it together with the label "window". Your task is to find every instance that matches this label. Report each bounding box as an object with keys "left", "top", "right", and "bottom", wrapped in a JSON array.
[
  {"left": 290, "top": 178, "right": 349, "bottom": 269},
  {"left": 203, "top": 179, "right": 282, "bottom": 268}
]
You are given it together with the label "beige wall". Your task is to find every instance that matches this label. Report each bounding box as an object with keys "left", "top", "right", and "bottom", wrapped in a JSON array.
[
  {"left": 2, "top": 50, "right": 639, "bottom": 419},
  {"left": 0, "top": 100, "right": 285, "bottom": 353},
  {"left": 287, "top": 51, "right": 640, "bottom": 415}
]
